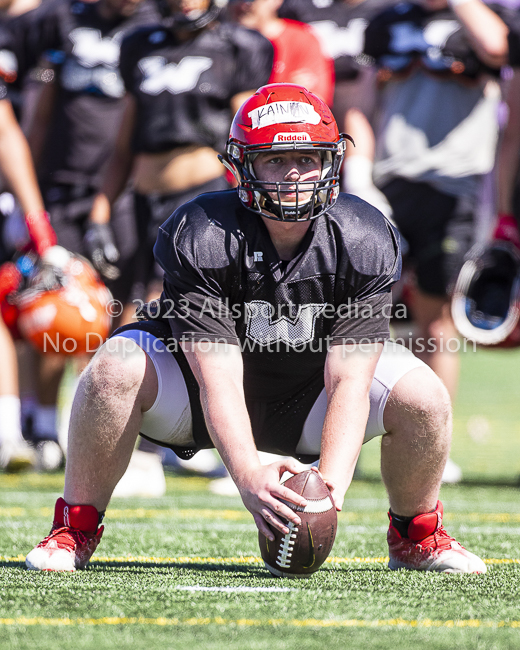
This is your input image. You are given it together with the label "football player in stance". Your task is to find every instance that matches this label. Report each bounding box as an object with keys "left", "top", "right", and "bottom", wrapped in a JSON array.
[{"left": 26, "top": 84, "right": 486, "bottom": 575}]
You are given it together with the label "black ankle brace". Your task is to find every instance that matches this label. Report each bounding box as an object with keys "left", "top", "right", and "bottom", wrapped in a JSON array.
[{"left": 390, "top": 511, "right": 414, "bottom": 538}]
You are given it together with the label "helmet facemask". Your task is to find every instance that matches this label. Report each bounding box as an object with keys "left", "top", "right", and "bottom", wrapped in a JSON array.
[{"left": 224, "top": 138, "right": 348, "bottom": 222}]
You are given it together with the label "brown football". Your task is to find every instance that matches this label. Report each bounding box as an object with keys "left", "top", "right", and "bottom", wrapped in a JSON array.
[{"left": 258, "top": 469, "right": 337, "bottom": 578}]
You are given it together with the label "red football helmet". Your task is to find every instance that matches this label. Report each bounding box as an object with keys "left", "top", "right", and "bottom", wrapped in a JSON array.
[
  {"left": 223, "top": 83, "right": 351, "bottom": 221},
  {"left": 14, "top": 247, "right": 112, "bottom": 355}
]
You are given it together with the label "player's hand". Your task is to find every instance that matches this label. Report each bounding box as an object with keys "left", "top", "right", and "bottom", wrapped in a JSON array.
[
  {"left": 84, "top": 222, "right": 120, "bottom": 281},
  {"left": 25, "top": 210, "right": 57, "bottom": 256},
  {"left": 309, "top": 466, "right": 346, "bottom": 512},
  {"left": 235, "top": 459, "right": 308, "bottom": 541},
  {"left": 492, "top": 213, "right": 520, "bottom": 249}
]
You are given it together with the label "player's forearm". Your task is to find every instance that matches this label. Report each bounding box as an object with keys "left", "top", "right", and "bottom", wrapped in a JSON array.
[
  {"left": 318, "top": 380, "right": 370, "bottom": 498},
  {"left": 182, "top": 342, "right": 261, "bottom": 484},
  {"left": 319, "top": 343, "right": 382, "bottom": 504},
  {"left": 0, "top": 103, "right": 44, "bottom": 214},
  {"left": 199, "top": 381, "right": 262, "bottom": 484},
  {"left": 89, "top": 95, "right": 136, "bottom": 223},
  {"left": 90, "top": 153, "right": 133, "bottom": 224},
  {"left": 450, "top": 0, "right": 509, "bottom": 68}
]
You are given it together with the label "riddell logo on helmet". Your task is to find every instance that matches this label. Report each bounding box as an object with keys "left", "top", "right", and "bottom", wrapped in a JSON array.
[{"left": 274, "top": 133, "right": 311, "bottom": 143}]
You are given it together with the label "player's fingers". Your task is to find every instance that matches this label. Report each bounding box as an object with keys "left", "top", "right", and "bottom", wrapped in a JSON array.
[
  {"left": 266, "top": 492, "right": 302, "bottom": 526},
  {"left": 253, "top": 513, "right": 275, "bottom": 541},
  {"left": 260, "top": 506, "right": 291, "bottom": 535},
  {"left": 274, "top": 484, "right": 307, "bottom": 509},
  {"left": 325, "top": 483, "right": 343, "bottom": 511},
  {"left": 277, "top": 458, "right": 307, "bottom": 476}
]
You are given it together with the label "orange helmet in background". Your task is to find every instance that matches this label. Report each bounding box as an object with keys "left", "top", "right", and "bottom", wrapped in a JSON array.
[{"left": 15, "top": 247, "right": 112, "bottom": 355}]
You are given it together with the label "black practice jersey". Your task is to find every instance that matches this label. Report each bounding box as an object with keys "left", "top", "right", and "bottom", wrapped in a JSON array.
[
  {"left": 9, "top": 0, "right": 159, "bottom": 186},
  {"left": 279, "top": 0, "right": 391, "bottom": 81},
  {"left": 364, "top": 2, "right": 520, "bottom": 79},
  {"left": 153, "top": 190, "right": 401, "bottom": 404},
  {"left": 119, "top": 22, "right": 273, "bottom": 154}
]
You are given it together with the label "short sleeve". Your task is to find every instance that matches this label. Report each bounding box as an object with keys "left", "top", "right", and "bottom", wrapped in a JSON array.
[
  {"left": 153, "top": 214, "right": 239, "bottom": 344},
  {"left": 329, "top": 292, "right": 392, "bottom": 344}
]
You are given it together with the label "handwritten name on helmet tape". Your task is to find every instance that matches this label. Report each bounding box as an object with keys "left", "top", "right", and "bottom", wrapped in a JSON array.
[{"left": 248, "top": 102, "right": 321, "bottom": 130}]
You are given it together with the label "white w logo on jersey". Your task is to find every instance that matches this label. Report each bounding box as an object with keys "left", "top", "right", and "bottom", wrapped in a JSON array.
[
  {"left": 310, "top": 18, "right": 367, "bottom": 59},
  {"left": 69, "top": 28, "right": 121, "bottom": 67},
  {"left": 245, "top": 301, "right": 326, "bottom": 347},
  {"left": 138, "top": 56, "right": 213, "bottom": 95}
]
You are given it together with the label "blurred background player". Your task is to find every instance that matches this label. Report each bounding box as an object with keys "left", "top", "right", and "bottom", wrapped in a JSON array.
[
  {"left": 361, "top": 0, "right": 520, "bottom": 482},
  {"left": 84, "top": 0, "right": 273, "bottom": 484},
  {"left": 278, "top": 0, "right": 395, "bottom": 215},
  {"left": 88, "top": 0, "right": 273, "bottom": 305},
  {"left": 8, "top": 0, "right": 160, "bottom": 462},
  {"left": 0, "top": 22, "right": 57, "bottom": 469},
  {"left": 496, "top": 67, "right": 520, "bottom": 247},
  {"left": 225, "top": 0, "right": 334, "bottom": 107}
]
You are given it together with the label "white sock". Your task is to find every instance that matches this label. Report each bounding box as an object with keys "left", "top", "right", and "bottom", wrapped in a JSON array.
[
  {"left": 33, "top": 405, "right": 58, "bottom": 440},
  {"left": 0, "top": 395, "right": 23, "bottom": 444}
]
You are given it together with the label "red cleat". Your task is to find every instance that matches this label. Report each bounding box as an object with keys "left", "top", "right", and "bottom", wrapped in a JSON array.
[
  {"left": 387, "top": 501, "right": 486, "bottom": 574},
  {"left": 26, "top": 498, "right": 103, "bottom": 572}
]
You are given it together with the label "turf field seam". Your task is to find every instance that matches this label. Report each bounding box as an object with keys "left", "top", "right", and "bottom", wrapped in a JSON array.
[{"left": 1, "top": 616, "right": 520, "bottom": 628}]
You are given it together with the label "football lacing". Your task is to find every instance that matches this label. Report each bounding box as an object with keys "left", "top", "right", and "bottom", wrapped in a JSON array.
[{"left": 276, "top": 522, "right": 298, "bottom": 568}]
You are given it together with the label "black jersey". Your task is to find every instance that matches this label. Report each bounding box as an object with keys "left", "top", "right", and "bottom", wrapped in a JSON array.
[
  {"left": 278, "top": 0, "right": 391, "bottom": 82},
  {"left": 9, "top": 0, "right": 159, "bottom": 186},
  {"left": 364, "top": 2, "right": 520, "bottom": 79},
  {"left": 119, "top": 22, "right": 273, "bottom": 154},
  {"left": 153, "top": 190, "right": 401, "bottom": 404}
]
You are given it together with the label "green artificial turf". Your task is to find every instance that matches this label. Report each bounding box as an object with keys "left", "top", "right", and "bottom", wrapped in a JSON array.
[
  {"left": 1, "top": 475, "right": 520, "bottom": 649},
  {"left": 2, "top": 347, "right": 520, "bottom": 648},
  {"left": 360, "top": 347, "right": 520, "bottom": 483}
]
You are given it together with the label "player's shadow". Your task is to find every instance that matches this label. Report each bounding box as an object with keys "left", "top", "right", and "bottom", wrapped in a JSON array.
[{"left": 88, "top": 559, "right": 270, "bottom": 578}]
